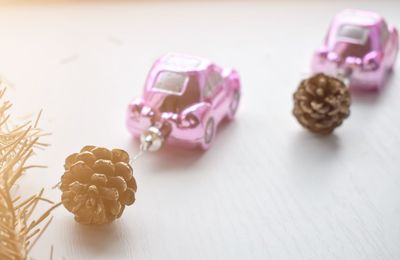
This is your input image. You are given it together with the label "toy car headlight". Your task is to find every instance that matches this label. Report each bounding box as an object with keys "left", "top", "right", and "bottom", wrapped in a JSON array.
[
  {"left": 316, "top": 48, "right": 329, "bottom": 59},
  {"left": 179, "top": 113, "right": 200, "bottom": 128},
  {"left": 327, "top": 52, "right": 341, "bottom": 63},
  {"left": 129, "top": 103, "right": 142, "bottom": 119},
  {"left": 363, "top": 52, "right": 381, "bottom": 71}
]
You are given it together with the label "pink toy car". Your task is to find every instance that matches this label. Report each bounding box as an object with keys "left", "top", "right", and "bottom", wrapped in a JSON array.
[
  {"left": 127, "top": 54, "right": 241, "bottom": 150},
  {"left": 312, "top": 9, "right": 398, "bottom": 90}
]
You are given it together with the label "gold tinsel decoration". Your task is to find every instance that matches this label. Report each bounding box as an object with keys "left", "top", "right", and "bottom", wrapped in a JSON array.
[
  {"left": 293, "top": 73, "right": 351, "bottom": 134},
  {"left": 0, "top": 85, "right": 59, "bottom": 260},
  {"left": 60, "top": 146, "right": 137, "bottom": 225}
]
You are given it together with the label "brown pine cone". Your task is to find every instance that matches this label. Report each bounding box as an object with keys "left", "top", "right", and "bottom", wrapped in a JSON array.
[
  {"left": 60, "top": 146, "right": 137, "bottom": 225},
  {"left": 293, "top": 73, "right": 351, "bottom": 134}
]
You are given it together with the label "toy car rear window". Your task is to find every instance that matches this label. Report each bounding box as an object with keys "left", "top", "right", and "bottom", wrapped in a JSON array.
[
  {"left": 337, "top": 25, "right": 369, "bottom": 44},
  {"left": 153, "top": 71, "right": 188, "bottom": 94}
]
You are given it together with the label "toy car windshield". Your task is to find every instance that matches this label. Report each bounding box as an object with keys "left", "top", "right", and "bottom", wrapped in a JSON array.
[
  {"left": 153, "top": 71, "right": 189, "bottom": 94},
  {"left": 336, "top": 25, "right": 369, "bottom": 44}
]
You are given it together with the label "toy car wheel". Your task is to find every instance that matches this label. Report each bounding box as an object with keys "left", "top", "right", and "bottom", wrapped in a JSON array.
[
  {"left": 387, "top": 60, "right": 395, "bottom": 73},
  {"left": 227, "top": 90, "right": 240, "bottom": 120},
  {"left": 201, "top": 118, "right": 215, "bottom": 150}
]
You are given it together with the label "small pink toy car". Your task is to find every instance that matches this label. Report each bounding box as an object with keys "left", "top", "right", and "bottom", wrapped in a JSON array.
[
  {"left": 312, "top": 9, "right": 398, "bottom": 91},
  {"left": 127, "top": 54, "right": 241, "bottom": 150}
]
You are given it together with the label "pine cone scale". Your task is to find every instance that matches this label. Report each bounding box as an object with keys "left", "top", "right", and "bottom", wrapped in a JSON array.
[
  {"left": 76, "top": 151, "right": 96, "bottom": 166},
  {"left": 108, "top": 176, "right": 128, "bottom": 192},
  {"left": 70, "top": 162, "right": 93, "bottom": 182},
  {"left": 120, "top": 188, "right": 136, "bottom": 205}
]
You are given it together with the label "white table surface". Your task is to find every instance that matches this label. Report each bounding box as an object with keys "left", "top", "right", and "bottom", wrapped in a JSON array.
[{"left": 0, "top": 1, "right": 399, "bottom": 259}]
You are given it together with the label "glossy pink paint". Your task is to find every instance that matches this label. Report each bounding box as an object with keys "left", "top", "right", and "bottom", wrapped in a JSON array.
[
  {"left": 312, "top": 9, "right": 398, "bottom": 91},
  {"left": 127, "top": 53, "right": 241, "bottom": 150}
]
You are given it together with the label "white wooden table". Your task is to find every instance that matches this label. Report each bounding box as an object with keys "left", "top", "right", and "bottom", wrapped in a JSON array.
[{"left": 0, "top": 1, "right": 399, "bottom": 259}]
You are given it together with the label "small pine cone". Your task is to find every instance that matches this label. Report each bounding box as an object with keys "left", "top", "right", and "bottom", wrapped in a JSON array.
[
  {"left": 293, "top": 73, "right": 351, "bottom": 134},
  {"left": 60, "top": 146, "right": 137, "bottom": 225}
]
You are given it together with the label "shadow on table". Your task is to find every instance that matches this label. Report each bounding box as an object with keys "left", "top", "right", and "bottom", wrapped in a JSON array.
[
  {"left": 65, "top": 219, "right": 136, "bottom": 257},
  {"left": 128, "top": 134, "right": 204, "bottom": 173},
  {"left": 288, "top": 130, "right": 346, "bottom": 191},
  {"left": 129, "top": 118, "right": 239, "bottom": 173},
  {"left": 350, "top": 71, "right": 395, "bottom": 106},
  {"left": 290, "top": 131, "right": 341, "bottom": 171}
]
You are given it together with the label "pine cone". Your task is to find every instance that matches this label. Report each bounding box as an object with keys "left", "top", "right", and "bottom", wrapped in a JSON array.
[
  {"left": 293, "top": 73, "right": 351, "bottom": 134},
  {"left": 60, "top": 146, "right": 137, "bottom": 225}
]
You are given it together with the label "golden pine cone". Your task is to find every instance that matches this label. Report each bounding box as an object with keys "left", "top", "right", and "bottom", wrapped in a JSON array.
[
  {"left": 293, "top": 73, "right": 351, "bottom": 134},
  {"left": 60, "top": 146, "right": 137, "bottom": 225}
]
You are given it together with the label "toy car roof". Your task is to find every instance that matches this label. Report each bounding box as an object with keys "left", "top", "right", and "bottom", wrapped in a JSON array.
[
  {"left": 157, "top": 53, "right": 212, "bottom": 72},
  {"left": 335, "top": 9, "right": 384, "bottom": 27}
]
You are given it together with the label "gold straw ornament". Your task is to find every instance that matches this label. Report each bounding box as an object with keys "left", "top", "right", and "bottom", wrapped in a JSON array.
[{"left": 0, "top": 86, "right": 59, "bottom": 260}]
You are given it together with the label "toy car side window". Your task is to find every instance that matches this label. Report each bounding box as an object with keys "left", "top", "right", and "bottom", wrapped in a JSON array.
[{"left": 204, "top": 70, "right": 223, "bottom": 98}]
